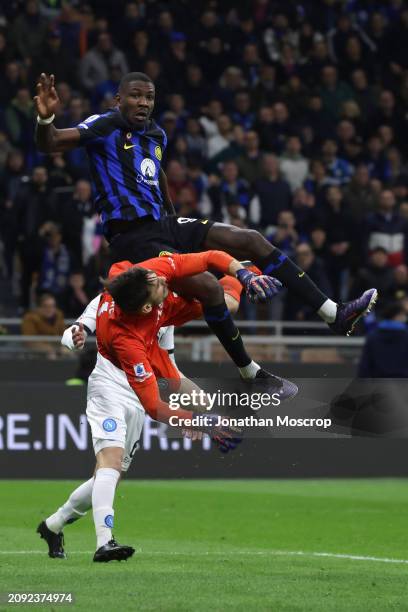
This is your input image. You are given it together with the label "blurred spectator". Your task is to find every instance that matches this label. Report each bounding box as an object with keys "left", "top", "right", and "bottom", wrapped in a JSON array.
[
  {"left": 358, "top": 302, "right": 408, "bottom": 378},
  {"left": 391, "top": 264, "right": 408, "bottom": 303},
  {"left": 351, "top": 247, "right": 395, "bottom": 311},
  {"left": 304, "top": 159, "right": 332, "bottom": 206},
  {"left": 63, "top": 271, "right": 90, "bottom": 318},
  {"left": 184, "top": 64, "right": 210, "bottom": 112},
  {"left": 5, "top": 88, "right": 35, "bottom": 154},
  {"left": 236, "top": 130, "right": 263, "bottom": 184},
  {"left": 55, "top": 179, "right": 100, "bottom": 267},
  {"left": 30, "top": 28, "right": 76, "bottom": 88},
  {"left": 321, "top": 139, "right": 353, "bottom": 185},
  {"left": 15, "top": 166, "right": 54, "bottom": 309},
  {"left": 318, "top": 65, "right": 354, "bottom": 122},
  {"left": 292, "top": 187, "right": 316, "bottom": 235},
  {"left": 166, "top": 160, "right": 197, "bottom": 211},
  {"left": 350, "top": 69, "right": 377, "bottom": 120},
  {"left": 125, "top": 30, "right": 151, "bottom": 72},
  {"left": 11, "top": 0, "right": 49, "bottom": 62},
  {"left": 343, "top": 164, "right": 378, "bottom": 223},
  {"left": 251, "top": 64, "right": 277, "bottom": 108},
  {"left": 323, "top": 186, "right": 353, "bottom": 301},
  {"left": 21, "top": 292, "right": 65, "bottom": 358},
  {"left": 231, "top": 90, "right": 254, "bottom": 130},
  {"left": 0, "top": 61, "right": 27, "bottom": 107},
  {"left": 327, "top": 14, "right": 374, "bottom": 65},
  {"left": 79, "top": 32, "right": 128, "bottom": 91},
  {"left": 200, "top": 112, "right": 232, "bottom": 159},
  {"left": 279, "top": 135, "right": 309, "bottom": 192},
  {"left": 364, "top": 190, "right": 408, "bottom": 267},
  {"left": 208, "top": 160, "right": 250, "bottom": 222},
  {"left": 268, "top": 210, "right": 299, "bottom": 260},
  {"left": 249, "top": 154, "right": 292, "bottom": 230},
  {"left": 363, "top": 135, "right": 390, "bottom": 182},
  {"left": 36, "top": 222, "right": 76, "bottom": 308}
]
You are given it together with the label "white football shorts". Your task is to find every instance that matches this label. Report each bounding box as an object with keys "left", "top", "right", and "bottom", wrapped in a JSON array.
[{"left": 87, "top": 352, "right": 145, "bottom": 472}]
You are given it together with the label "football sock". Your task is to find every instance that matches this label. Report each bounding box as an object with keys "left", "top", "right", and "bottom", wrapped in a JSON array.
[
  {"left": 239, "top": 360, "right": 261, "bottom": 379},
  {"left": 46, "top": 477, "right": 94, "bottom": 534},
  {"left": 317, "top": 298, "right": 338, "bottom": 323},
  {"left": 204, "top": 301, "right": 252, "bottom": 368},
  {"left": 255, "top": 249, "right": 329, "bottom": 312},
  {"left": 92, "top": 467, "right": 120, "bottom": 549}
]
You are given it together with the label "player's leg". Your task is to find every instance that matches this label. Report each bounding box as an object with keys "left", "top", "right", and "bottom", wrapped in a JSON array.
[
  {"left": 171, "top": 272, "right": 262, "bottom": 377},
  {"left": 202, "top": 222, "right": 377, "bottom": 336},
  {"left": 37, "top": 476, "right": 95, "bottom": 558},
  {"left": 87, "top": 394, "right": 135, "bottom": 562}
]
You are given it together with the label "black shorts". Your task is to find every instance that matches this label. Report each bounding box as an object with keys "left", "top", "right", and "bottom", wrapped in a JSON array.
[{"left": 109, "top": 216, "right": 214, "bottom": 263}]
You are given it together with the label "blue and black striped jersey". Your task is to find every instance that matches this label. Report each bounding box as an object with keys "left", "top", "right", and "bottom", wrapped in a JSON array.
[{"left": 77, "top": 109, "right": 167, "bottom": 229}]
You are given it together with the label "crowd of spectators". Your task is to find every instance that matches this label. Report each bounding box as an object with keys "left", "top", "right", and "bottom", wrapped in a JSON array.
[{"left": 1, "top": 0, "right": 408, "bottom": 327}]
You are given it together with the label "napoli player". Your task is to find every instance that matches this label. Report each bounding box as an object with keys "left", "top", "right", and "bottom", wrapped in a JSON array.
[
  {"left": 37, "top": 251, "right": 264, "bottom": 562},
  {"left": 34, "top": 72, "right": 377, "bottom": 381}
]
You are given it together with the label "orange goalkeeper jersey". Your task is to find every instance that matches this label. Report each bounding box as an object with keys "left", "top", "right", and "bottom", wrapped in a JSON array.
[{"left": 96, "top": 251, "right": 234, "bottom": 424}]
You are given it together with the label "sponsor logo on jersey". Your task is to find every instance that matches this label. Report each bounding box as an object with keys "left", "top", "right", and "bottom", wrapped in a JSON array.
[
  {"left": 155, "top": 145, "right": 162, "bottom": 160},
  {"left": 136, "top": 158, "right": 158, "bottom": 186},
  {"left": 104, "top": 514, "right": 114, "bottom": 528},
  {"left": 134, "top": 363, "right": 152, "bottom": 382},
  {"left": 124, "top": 142, "right": 136, "bottom": 150},
  {"left": 102, "top": 418, "right": 117, "bottom": 432},
  {"left": 201, "top": 219, "right": 209, "bottom": 224},
  {"left": 141, "top": 158, "right": 156, "bottom": 178},
  {"left": 126, "top": 132, "right": 132, "bottom": 139}
]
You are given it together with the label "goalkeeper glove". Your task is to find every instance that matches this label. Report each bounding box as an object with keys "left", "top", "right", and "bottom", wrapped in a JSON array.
[{"left": 236, "top": 269, "right": 282, "bottom": 303}]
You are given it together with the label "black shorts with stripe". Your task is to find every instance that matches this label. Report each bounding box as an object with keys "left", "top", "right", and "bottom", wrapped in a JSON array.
[{"left": 109, "top": 216, "right": 214, "bottom": 264}]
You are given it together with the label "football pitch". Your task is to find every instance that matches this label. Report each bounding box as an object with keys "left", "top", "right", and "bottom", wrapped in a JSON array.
[{"left": 1, "top": 479, "right": 408, "bottom": 611}]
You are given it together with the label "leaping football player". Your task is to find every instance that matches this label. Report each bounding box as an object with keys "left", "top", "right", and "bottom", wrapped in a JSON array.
[{"left": 34, "top": 72, "right": 377, "bottom": 393}]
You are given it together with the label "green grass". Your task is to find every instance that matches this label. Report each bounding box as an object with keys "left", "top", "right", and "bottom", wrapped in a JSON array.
[{"left": 1, "top": 480, "right": 408, "bottom": 611}]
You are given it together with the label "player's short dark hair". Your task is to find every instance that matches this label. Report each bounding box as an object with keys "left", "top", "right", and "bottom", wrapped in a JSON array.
[
  {"left": 102, "top": 266, "right": 151, "bottom": 312},
  {"left": 119, "top": 72, "right": 154, "bottom": 92}
]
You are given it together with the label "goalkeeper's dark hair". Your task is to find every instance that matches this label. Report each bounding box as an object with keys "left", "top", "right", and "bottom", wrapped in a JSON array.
[
  {"left": 119, "top": 72, "right": 154, "bottom": 92},
  {"left": 102, "top": 267, "right": 151, "bottom": 312}
]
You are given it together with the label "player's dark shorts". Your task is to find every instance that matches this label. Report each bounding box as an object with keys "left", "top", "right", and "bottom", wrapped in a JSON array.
[{"left": 108, "top": 215, "right": 214, "bottom": 263}]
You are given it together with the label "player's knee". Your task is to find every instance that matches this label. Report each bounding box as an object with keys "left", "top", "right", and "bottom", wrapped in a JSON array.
[
  {"left": 219, "top": 226, "right": 269, "bottom": 259},
  {"left": 96, "top": 446, "right": 123, "bottom": 472},
  {"left": 238, "top": 229, "right": 269, "bottom": 259}
]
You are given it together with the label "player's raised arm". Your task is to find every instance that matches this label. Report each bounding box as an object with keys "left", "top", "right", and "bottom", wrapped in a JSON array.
[{"left": 34, "top": 73, "right": 81, "bottom": 153}]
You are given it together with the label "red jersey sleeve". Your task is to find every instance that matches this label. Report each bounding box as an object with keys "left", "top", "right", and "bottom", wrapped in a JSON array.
[
  {"left": 113, "top": 335, "right": 192, "bottom": 424},
  {"left": 140, "top": 251, "right": 234, "bottom": 283}
]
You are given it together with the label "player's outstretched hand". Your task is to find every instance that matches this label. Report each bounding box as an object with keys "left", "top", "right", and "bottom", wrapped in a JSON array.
[
  {"left": 194, "top": 413, "right": 243, "bottom": 454},
  {"left": 34, "top": 73, "right": 60, "bottom": 119},
  {"left": 237, "top": 269, "right": 282, "bottom": 303},
  {"left": 61, "top": 323, "right": 87, "bottom": 351}
]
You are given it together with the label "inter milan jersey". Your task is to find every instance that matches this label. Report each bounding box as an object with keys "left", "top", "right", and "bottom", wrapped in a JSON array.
[{"left": 76, "top": 109, "right": 167, "bottom": 229}]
